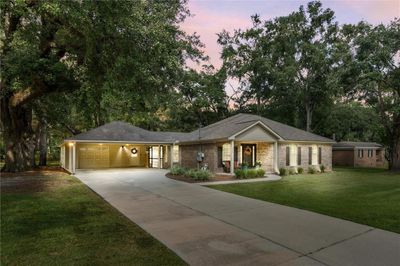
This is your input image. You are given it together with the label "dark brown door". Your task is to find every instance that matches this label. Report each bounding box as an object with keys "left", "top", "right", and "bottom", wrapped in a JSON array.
[{"left": 241, "top": 144, "right": 256, "bottom": 167}]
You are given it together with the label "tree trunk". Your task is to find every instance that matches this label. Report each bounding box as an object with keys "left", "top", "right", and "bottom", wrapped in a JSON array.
[
  {"left": 1, "top": 95, "right": 36, "bottom": 172},
  {"left": 389, "top": 125, "right": 400, "bottom": 172},
  {"left": 38, "top": 120, "right": 48, "bottom": 166},
  {"left": 305, "top": 102, "right": 313, "bottom": 132}
]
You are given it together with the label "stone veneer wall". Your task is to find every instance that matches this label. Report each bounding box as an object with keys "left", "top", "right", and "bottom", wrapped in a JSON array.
[
  {"left": 255, "top": 142, "right": 274, "bottom": 173},
  {"left": 278, "top": 143, "right": 332, "bottom": 172},
  {"left": 179, "top": 144, "right": 218, "bottom": 172}
]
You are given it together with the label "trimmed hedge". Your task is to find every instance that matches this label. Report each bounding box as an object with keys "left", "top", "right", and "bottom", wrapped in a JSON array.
[
  {"left": 169, "top": 166, "right": 211, "bottom": 181},
  {"left": 170, "top": 165, "right": 187, "bottom": 175},
  {"left": 234, "top": 168, "right": 266, "bottom": 179},
  {"left": 279, "top": 168, "right": 288, "bottom": 176}
]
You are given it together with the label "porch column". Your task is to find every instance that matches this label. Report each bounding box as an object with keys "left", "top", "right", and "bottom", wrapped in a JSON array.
[
  {"left": 238, "top": 145, "right": 242, "bottom": 165},
  {"left": 273, "top": 141, "right": 279, "bottom": 173},
  {"left": 170, "top": 144, "right": 174, "bottom": 168},
  {"left": 68, "top": 145, "right": 73, "bottom": 172},
  {"left": 230, "top": 140, "right": 235, "bottom": 174},
  {"left": 72, "top": 142, "right": 76, "bottom": 174},
  {"left": 158, "top": 145, "right": 162, "bottom": 169}
]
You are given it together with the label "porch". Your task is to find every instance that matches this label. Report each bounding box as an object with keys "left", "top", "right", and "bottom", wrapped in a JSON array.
[{"left": 216, "top": 140, "right": 279, "bottom": 174}]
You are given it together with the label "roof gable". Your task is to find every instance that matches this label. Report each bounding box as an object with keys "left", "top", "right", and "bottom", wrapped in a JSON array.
[{"left": 230, "top": 122, "right": 280, "bottom": 141}]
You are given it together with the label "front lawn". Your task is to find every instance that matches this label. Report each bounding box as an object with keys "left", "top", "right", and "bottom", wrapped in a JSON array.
[
  {"left": 209, "top": 167, "right": 400, "bottom": 233},
  {"left": 1, "top": 170, "right": 186, "bottom": 266}
]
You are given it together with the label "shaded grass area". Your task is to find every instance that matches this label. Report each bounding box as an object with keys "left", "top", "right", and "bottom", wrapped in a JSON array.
[
  {"left": 1, "top": 172, "right": 186, "bottom": 266},
  {"left": 209, "top": 167, "right": 400, "bottom": 233}
]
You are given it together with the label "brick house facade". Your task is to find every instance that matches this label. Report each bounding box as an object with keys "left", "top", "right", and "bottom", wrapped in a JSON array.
[
  {"left": 62, "top": 113, "right": 334, "bottom": 174},
  {"left": 333, "top": 142, "right": 386, "bottom": 168}
]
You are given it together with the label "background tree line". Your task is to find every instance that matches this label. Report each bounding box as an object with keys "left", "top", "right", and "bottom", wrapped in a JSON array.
[
  {"left": 1, "top": 1, "right": 398, "bottom": 171},
  {"left": 218, "top": 1, "right": 399, "bottom": 170}
]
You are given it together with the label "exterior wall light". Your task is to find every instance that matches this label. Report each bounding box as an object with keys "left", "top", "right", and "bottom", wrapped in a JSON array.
[{"left": 131, "top": 148, "right": 138, "bottom": 154}]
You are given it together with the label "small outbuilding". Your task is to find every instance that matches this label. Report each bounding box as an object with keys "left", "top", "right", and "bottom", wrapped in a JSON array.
[{"left": 332, "top": 141, "right": 386, "bottom": 168}]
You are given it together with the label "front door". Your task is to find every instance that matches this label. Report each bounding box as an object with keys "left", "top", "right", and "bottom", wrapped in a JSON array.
[
  {"left": 241, "top": 144, "right": 256, "bottom": 167},
  {"left": 148, "top": 146, "right": 163, "bottom": 168}
]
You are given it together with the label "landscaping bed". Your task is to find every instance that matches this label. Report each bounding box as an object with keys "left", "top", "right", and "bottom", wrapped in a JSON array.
[
  {"left": 166, "top": 172, "right": 236, "bottom": 183},
  {"left": 1, "top": 170, "right": 186, "bottom": 265}
]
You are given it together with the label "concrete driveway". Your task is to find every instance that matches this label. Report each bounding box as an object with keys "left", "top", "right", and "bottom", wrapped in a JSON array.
[{"left": 75, "top": 168, "right": 400, "bottom": 266}]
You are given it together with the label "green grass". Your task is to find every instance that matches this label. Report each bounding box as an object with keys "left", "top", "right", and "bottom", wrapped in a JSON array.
[
  {"left": 209, "top": 167, "right": 400, "bottom": 233},
  {"left": 1, "top": 173, "right": 186, "bottom": 266}
]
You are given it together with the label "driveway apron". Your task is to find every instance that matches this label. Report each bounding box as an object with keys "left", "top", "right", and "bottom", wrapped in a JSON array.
[{"left": 75, "top": 169, "right": 400, "bottom": 266}]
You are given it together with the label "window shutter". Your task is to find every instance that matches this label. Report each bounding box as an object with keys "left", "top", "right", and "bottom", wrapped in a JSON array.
[
  {"left": 286, "top": 146, "right": 290, "bottom": 166},
  {"left": 318, "top": 147, "right": 322, "bottom": 165}
]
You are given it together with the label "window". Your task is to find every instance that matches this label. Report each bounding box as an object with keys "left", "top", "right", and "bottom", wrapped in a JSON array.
[
  {"left": 218, "top": 147, "right": 223, "bottom": 167},
  {"left": 318, "top": 147, "right": 322, "bottom": 165},
  {"left": 308, "top": 147, "right": 312, "bottom": 165},
  {"left": 297, "top": 147, "right": 301, "bottom": 165},
  {"left": 172, "top": 145, "right": 179, "bottom": 163},
  {"left": 222, "top": 143, "right": 231, "bottom": 161},
  {"left": 358, "top": 149, "right": 364, "bottom": 158},
  {"left": 286, "top": 146, "right": 290, "bottom": 166},
  {"left": 368, "top": 149, "right": 373, "bottom": 157}
]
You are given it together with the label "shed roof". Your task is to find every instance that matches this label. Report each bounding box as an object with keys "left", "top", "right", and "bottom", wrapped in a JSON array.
[{"left": 333, "top": 141, "right": 383, "bottom": 149}]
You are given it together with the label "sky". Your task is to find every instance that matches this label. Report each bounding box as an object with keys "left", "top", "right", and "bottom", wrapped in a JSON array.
[{"left": 182, "top": 0, "right": 400, "bottom": 70}]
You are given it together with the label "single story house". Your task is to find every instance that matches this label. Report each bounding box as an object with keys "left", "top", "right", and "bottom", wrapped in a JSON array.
[
  {"left": 61, "top": 113, "right": 334, "bottom": 174},
  {"left": 332, "top": 141, "right": 386, "bottom": 168}
]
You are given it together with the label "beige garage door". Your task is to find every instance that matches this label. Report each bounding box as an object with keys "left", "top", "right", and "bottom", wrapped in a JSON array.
[{"left": 78, "top": 145, "right": 109, "bottom": 169}]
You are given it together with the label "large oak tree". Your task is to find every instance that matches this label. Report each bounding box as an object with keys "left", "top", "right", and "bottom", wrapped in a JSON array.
[{"left": 0, "top": 0, "right": 202, "bottom": 171}]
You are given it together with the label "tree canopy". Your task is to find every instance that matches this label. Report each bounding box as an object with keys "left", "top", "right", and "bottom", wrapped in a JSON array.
[{"left": 1, "top": 0, "right": 399, "bottom": 171}]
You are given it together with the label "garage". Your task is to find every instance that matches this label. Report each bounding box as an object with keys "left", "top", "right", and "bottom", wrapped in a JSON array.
[{"left": 60, "top": 121, "right": 180, "bottom": 173}]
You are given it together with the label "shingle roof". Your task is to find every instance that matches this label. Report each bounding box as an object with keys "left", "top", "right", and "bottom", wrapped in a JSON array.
[
  {"left": 181, "top": 113, "right": 334, "bottom": 143},
  {"left": 65, "top": 113, "right": 334, "bottom": 143},
  {"left": 65, "top": 121, "right": 187, "bottom": 143},
  {"left": 333, "top": 141, "right": 383, "bottom": 149}
]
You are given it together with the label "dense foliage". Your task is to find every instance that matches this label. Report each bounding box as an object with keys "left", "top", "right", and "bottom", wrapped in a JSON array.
[
  {"left": 219, "top": 2, "right": 399, "bottom": 170},
  {"left": 1, "top": 1, "right": 399, "bottom": 171}
]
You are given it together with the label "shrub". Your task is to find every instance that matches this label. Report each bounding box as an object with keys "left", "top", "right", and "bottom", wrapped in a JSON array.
[
  {"left": 257, "top": 168, "right": 266, "bottom": 177},
  {"left": 186, "top": 169, "right": 211, "bottom": 181},
  {"left": 308, "top": 166, "right": 316, "bottom": 174},
  {"left": 247, "top": 169, "right": 258, "bottom": 178},
  {"left": 320, "top": 165, "right": 326, "bottom": 173},
  {"left": 298, "top": 167, "right": 304, "bottom": 174},
  {"left": 289, "top": 168, "right": 296, "bottom": 175},
  {"left": 279, "top": 168, "right": 288, "bottom": 176},
  {"left": 234, "top": 169, "right": 244, "bottom": 179},
  {"left": 194, "top": 170, "right": 212, "bottom": 181},
  {"left": 170, "top": 165, "right": 186, "bottom": 175}
]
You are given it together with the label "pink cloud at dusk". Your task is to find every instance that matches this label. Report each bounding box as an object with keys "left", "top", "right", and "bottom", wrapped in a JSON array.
[{"left": 182, "top": 0, "right": 399, "bottom": 70}]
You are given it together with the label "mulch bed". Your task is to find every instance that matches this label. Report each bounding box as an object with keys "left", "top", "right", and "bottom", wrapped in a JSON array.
[
  {"left": 166, "top": 173, "right": 237, "bottom": 183},
  {"left": 0, "top": 167, "right": 71, "bottom": 193}
]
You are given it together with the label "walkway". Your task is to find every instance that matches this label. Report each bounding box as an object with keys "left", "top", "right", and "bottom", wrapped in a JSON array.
[{"left": 75, "top": 168, "right": 400, "bottom": 266}]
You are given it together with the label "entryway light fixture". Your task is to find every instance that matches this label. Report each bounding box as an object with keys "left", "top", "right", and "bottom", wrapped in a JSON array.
[{"left": 131, "top": 148, "right": 138, "bottom": 154}]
